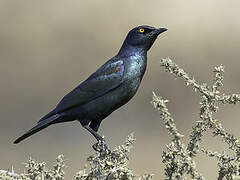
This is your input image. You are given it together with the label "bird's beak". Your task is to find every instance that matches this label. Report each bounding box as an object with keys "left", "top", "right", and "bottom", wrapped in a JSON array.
[{"left": 154, "top": 28, "right": 168, "bottom": 35}]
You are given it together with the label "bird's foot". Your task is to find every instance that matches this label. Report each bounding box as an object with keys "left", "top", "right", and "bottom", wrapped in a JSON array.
[{"left": 92, "top": 136, "right": 111, "bottom": 154}]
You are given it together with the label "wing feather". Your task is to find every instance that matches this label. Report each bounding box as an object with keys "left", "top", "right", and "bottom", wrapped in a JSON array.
[{"left": 39, "top": 59, "right": 124, "bottom": 121}]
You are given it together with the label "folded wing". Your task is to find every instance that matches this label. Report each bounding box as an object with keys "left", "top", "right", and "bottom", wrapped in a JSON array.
[{"left": 39, "top": 59, "right": 124, "bottom": 121}]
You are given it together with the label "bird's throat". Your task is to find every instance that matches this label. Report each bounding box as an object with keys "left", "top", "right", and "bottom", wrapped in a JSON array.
[{"left": 117, "top": 41, "right": 146, "bottom": 57}]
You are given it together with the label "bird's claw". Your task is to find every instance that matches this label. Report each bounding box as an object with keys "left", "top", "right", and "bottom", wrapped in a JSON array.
[{"left": 92, "top": 136, "right": 111, "bottom": 154}]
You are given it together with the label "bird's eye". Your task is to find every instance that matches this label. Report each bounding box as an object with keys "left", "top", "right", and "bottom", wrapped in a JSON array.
[{"left": 139, "top": 28, "right": 145, "bottom": 33}]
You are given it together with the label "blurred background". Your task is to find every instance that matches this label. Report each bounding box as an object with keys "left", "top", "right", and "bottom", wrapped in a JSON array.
[{"left": 1, "top": 0, "right": 240, "bottom": 179}]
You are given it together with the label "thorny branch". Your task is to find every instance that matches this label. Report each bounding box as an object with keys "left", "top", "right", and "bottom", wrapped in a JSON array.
[
  {"left": 152, "top": 92, "right": 204, "bottom": 180},
  {"left": 0, "top": 135, "right": 153, "bottom": 180},
  {"left": 152, "top": 57, "right": 240, "bottom": 180}
]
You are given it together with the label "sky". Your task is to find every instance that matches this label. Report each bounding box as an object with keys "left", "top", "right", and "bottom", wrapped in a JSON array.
[{"left": 1, "top": 0, "right": 240, "bottom": 179}]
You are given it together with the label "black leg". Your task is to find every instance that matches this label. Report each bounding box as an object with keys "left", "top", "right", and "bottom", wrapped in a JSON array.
[
  {"left": 82, "top": 125, "right": 110, "bottom": 153},
  {"left": 83, "top": 125, "right": 104, "bottom": 142}
]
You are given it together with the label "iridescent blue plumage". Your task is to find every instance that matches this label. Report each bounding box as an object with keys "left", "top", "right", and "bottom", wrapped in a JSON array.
[{"left": 14, "top": 25, "right": 167, "bottom": 144}]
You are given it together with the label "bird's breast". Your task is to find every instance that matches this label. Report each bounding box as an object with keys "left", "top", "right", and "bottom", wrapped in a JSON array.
[
  {"left": 120, "top": 54, "right": 147, "bottom": 98},
  {"left": 124, "top": 54, "right": 147, "bottom": 80}
]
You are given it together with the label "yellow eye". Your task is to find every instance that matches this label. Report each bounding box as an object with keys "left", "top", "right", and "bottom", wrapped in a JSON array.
[{"left": 139, "top": 28, "right": 144, "bottom": 33}]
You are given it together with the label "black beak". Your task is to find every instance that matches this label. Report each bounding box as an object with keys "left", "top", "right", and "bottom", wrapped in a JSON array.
[{"left": 155, "top": 28, "right": 168, "bottom": 35}]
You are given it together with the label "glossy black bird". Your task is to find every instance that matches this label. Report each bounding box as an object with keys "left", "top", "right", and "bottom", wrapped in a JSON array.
[{"left": 14, "top": 25, "right": 167, "bottom": 144}]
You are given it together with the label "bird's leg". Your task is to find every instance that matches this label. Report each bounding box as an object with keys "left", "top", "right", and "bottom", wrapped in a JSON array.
[
  {"left": 83, "top": 125, "right": 104, "bottom": 142},
  {"left": 83, "top": 125, "right": 110, "bottom": 153}
]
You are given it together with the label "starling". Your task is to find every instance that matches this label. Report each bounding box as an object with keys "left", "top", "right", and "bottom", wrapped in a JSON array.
[{"left": 14, "top": 25, "right": 167, "bottom": 144}]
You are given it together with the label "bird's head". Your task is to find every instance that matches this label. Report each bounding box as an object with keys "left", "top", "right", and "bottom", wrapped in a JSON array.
[{"left": 124, "top": 25, "right": 167, "bottom": 51}]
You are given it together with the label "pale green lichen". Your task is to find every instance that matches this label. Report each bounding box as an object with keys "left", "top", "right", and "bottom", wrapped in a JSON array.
[
  {"left": 75, "top": 133, "right": 153, "bottom": 180},
  {"left": 0, "top": 155, "right": 65, "bottom": 180},
  {"left": 0, "top": 135, "right": 152, "bottom": 180},
  {"left": 154, "top": 57, "right": 240, "bottom": 180},
  {"left": 152, "top": 92, "right": 204, "bottom": 180}
]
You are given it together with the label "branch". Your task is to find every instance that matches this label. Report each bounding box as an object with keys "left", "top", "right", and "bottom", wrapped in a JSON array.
[{"left": 152, "top": 92, "right": 205, "bottom": 180}]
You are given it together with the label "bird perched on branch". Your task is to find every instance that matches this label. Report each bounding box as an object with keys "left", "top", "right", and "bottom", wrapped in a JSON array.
[{"left": 14, "top": 25, "right": 167, "bottom": 144}]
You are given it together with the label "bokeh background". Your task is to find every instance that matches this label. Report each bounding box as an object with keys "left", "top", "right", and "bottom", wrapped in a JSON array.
[{"left": 1, "top": 0, "right": 240, "bottom": 179}]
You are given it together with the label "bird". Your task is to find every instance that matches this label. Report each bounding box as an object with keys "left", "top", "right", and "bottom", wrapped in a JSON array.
[{"left": 14, "top": 25, "right": 167, "bottom": 144}]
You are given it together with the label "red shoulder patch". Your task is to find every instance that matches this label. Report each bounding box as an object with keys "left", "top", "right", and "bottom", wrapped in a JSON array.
[{"left": 104, "top": 65, "right": 122, "bottom": 75}]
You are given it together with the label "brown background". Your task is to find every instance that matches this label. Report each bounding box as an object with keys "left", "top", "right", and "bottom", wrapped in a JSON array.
[{"left": 1, "top": 0, "right": 240, "bottom": 179}]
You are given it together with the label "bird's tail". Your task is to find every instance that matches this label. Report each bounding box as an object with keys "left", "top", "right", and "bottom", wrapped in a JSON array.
[{"left": 14, "top": 114, "right": 61, "bottom": 144}]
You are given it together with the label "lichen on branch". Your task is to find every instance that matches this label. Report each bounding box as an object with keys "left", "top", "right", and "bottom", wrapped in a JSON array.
[
  {"left": 0, "top": 134, "right": 153, "bottom": 180},
  {"left": 153, "top": 57, "right": 240, "bottom": 180}
]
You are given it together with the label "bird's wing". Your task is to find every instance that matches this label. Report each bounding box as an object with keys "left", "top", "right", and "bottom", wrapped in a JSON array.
[{"left": 41, "top": 59, "right": 125, "bottom": 120}]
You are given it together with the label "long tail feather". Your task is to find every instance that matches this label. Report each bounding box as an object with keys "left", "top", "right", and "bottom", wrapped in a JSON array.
[{"left": 14, "top": 114, "right": 60, "bottom": 144}]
